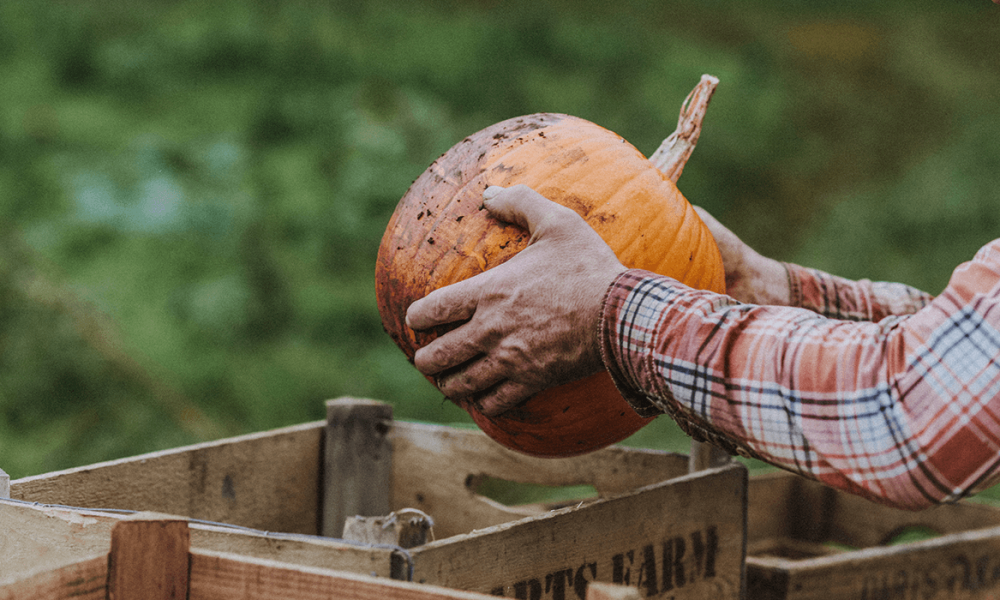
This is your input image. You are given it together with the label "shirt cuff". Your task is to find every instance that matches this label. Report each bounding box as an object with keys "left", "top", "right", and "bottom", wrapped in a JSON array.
[
  {"left": 598, "top": 270, "right": 665, "bottom": 418},
  {"left": 784, "top": 261, "right": 803, "bottom": 308},
  {"left": 597, "top": 269, "right": 757, "bottom": 460}
]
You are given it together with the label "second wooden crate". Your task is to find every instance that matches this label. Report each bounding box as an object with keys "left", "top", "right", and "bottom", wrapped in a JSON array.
[{"left": 747, "top": 471, "right": 1000, "bottom": 600}]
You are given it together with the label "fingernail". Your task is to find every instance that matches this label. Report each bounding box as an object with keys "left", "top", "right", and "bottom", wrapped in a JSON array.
[
  {"left": 483, "top": 185, "right": 504, "bottom": 201},
  {"left": 404, "top": 302, "right": 417, "bottom": 328}
]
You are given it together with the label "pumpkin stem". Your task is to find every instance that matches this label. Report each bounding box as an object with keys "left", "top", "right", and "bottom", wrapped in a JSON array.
[{"left": 649, "top": 74, "right": 719, "bottom": 183}]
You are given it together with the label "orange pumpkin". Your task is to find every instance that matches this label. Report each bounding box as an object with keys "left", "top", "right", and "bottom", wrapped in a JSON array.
[{"left": 375, "top": 113, "right": 725, "bottom": 457}]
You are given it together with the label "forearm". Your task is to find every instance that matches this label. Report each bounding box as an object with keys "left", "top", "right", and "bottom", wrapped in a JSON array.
[
  {"left": 695, "top": 205, "right": 932, "bottom": 318},
  {"left": 600, "top": 241, "right": 1000, "bottom": 509}
]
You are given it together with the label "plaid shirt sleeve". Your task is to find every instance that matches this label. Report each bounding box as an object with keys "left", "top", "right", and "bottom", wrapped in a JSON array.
[
  {"left": 599, "top": 239, "right": 1000, "bottom": 509},
  {"left": 785, "top": 263, "right": 934, "bottom": 320}
]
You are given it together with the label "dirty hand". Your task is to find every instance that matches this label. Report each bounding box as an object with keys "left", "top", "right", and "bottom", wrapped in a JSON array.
[
  {"left": 693, "top": 206, "right": 791, "bottom": 306},
  {"left": 406, "top": 184, "right": 627, "bottom": 417}
]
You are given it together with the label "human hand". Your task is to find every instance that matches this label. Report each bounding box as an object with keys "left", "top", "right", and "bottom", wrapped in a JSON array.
[
  {"left": 693, "top": 206, "right": 791, "bottom": 306},
  {"left": 405, "top": 184, "right": 627, "bottom": 417}
]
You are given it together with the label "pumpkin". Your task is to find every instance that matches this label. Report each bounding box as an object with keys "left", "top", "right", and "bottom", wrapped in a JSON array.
[{"left": 375, "top": 112, "right": 725, "bottom": 457}]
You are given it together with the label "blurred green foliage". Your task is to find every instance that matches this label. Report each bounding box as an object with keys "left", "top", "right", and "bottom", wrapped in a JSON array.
[{"left": 0, "top": 0, "right": 997, "bottom": 487}]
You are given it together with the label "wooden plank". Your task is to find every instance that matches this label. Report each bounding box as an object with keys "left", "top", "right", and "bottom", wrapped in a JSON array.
[
  {"left": 746, "top": 472, "right": 1000, "bottom": 599},
  {"left": 824, "top": 483, "right": 1000, "bottom": 548},
  {"left": 0, "top": 500, "right": 119, "bottom": 583},
  {"left": 0, "top": 499, "right": 397, "bottom": 584},
  {"left": 8, "top": 413, "right": 689, "bottom": 543},
  {"left": 586, "top": 582, "right": 643, "bottom": 600},
  {"left": 11, "top": 420, "right": 324, "bottom": 534},
  {"left": 187, "top": 549, "right": 517, "bottom": 600},
  {"left": 0, "top": 468, "right": 8, "bottom": 499},
  {"left": 749, "top": 472, "right": 1000, "bottom": 548},
  {"left": 750, "top": 473, "right": 837, "bottom": 545},
  {"left": 108, "top": 513, "right": 190, "bottom": 600},
  {"left": 0, "top": 554, "right": 107, "bottom": 600},
  {"left": 4, "top": 413, "right": 745, "bottom": 599},
  {"left": 188, "top": 521, "right": 397, "bottom": 578},
  {"left": 2, "top": 536, "right": 637, "bottom": 600},
  {"left": 322, "top": 398, "right": 394, "bottom": 538},
  {"left": 748, "top": 525, "right": 1000, "bottom": 600},
  {"left": 390, "top": 421, "right": 690, "bottom": 539},
  {"left": 745, "top": 472, "right": 798, "bottom": 549},
  {"left": 410, "top": 463, "right": 748, "bottom": 599}
]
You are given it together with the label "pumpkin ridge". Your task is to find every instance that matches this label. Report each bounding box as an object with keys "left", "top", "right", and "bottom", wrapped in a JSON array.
[
  {"left": 578, "top": 141, "right": 686, "bottom": 275},
  {"left": 673, "top": 204, "right": 706, "bottom": 289}
]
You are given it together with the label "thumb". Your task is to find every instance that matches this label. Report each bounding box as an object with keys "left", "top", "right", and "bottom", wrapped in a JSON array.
[{"left": 483, "top": 184, "right": 576, "bottom": 240}]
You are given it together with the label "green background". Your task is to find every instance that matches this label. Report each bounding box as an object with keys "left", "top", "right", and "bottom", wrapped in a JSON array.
[{"left": 0, "top": 0, "right": 998, "bottom": 502}]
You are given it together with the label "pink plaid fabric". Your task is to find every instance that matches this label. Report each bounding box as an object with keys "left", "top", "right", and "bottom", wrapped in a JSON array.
[{"left": 600, "top": 240, "right": 1000, "bottom": 509}]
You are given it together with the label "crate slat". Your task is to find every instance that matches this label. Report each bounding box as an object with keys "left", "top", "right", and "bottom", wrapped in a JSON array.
[
  {"left": 747, "top": 472, "right": 1000, "bottom": 600},
  {"left": 0, "top": 554, "right": 106, "bottom": 600},
  {"left": 410, "top": 464, "right": 746, "bottom": 599},
  {"left": 12, "top": 421, "right": 324, "bottom": 535}
]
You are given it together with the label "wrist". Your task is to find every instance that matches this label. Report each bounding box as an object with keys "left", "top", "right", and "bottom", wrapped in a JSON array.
[
  {"left": 597, "top": 270, "right": 665, "bottom": 418},
  {"left": 754, "top": 254, "right": 792, "bottom": 306}
]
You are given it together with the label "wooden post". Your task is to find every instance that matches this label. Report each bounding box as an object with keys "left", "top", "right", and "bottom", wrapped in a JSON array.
[
  {"left": 0, "top": 468, "right": 8, "bottom": 499},
  {"left": 108, "top": 513, "right": 190, "bottom": 600},
  {"left": 323, "top": 398, "right": 394, "bottom": 538},
  {"left": 689, "top": 440, "right": 733, "bottom": 473}
]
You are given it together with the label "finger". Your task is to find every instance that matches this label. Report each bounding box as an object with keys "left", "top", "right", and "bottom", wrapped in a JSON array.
[
  {"left": 483, "top": 185, "right": 505, "bottom": 201},
  {"left": 435, "top": 355, "right": 506, "bottom": 400},
  {"left": 483, "top": 184, "right": 577, "bottom": 238},
  {"left": 406, "top": 276, "right": 483, "bottom": 331},
  {"left": 413, "top": 324, "right": 484, "bottom": 376},
  {"left": 475, "top": 379, "right": 538, "bottom": 417}
]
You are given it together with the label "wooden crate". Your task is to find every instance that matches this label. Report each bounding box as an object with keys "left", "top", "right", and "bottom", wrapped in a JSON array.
[
  {"left": 746, "top": 471, "right": 1000, "bottom": 599},
  {"left": 0, "top": 510, "right": 647, "bottom": 600},
  {"left": 3, "top": 397, "right": 747, "bottom": 600}
]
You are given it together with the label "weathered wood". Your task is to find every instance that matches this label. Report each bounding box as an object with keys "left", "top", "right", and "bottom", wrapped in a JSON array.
[
  {"left": 0, "top": 468, "right": 8, "bottom": 499},
  {"left": 108, "top": 513, "right": 190, "bottom": 600},
  {"left": 188, "top": 521, "right": 397, "bottom": 577},
  {"left": 410, "top": 463, "right": 748, "bottom": 599},
  {"left": 688, "top": 441, "right": 731, "bottom": 473},
  {"left": 746, "top": 472, "right": 1000, "bottom": 599},
  {"left": 0, "top": 523, "right": 520, "bottom": 600},
  {"left": 6, "top": 405, "right": 749, "bottom": 598},
  {"left": 323, "top": 398, "right": 394, "bottom": 538},
  {"left": 8, "top": 407, "right": 690, "bottom": 542},
  {"left": 187, "top": 549, "right": 503, "bottom": 600},
  {"left": 748, "top": 525, "right": 1000, "bottom": 600},
  {"left": 390, "top": 421, "right": 690, "bottom": 539},
  {"left": 11, "top": 420, "right": 324, "bottom": 535},
  {"left": 0, "top": 554, "right": 107, "bottom": 600},
  {"left": 0, "top": 500, "right": 119, "bottom": 584},
  {"left": 0, "top": 499, "right": 399, "bottom": 583},
  {"left": 586, "top": 581, "right": 643, "bottom": 600},
  {"left": 745, "top": 472, "right": 798, "bottom": 547}
]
